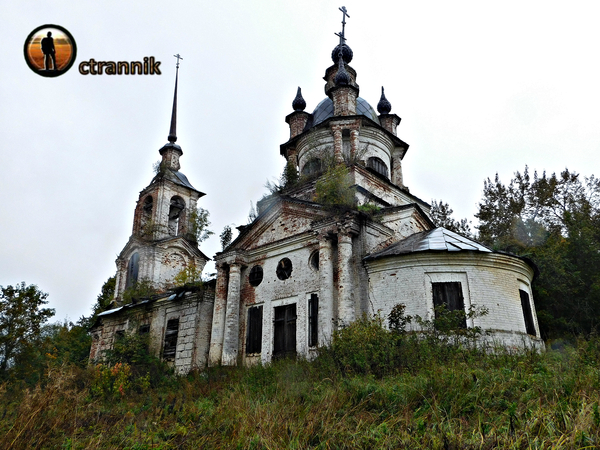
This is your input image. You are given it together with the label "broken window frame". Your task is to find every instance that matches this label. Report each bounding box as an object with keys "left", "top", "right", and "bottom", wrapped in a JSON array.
[
  {"left": 246, "top": 305, "right": 263, "bottom": 354},
  {"left": 308, "top": 294, "right": 319, "bottom": 347},
  {"left": 519, "top": 289, "right": 536, "bottom": 336},
  {"left": 162, "top": 318, "right": 179, "bottom": 360},
  {"left": 276, "top": 258, "right": 293, "bottom": 280},
  {"left": 367, "top": 157, "right": 389, "bottom": 179},
  {"left": 432, "top": 281, "right": 466, "bottom": 329}
]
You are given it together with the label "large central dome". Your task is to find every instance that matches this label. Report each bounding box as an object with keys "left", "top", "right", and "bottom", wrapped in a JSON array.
[{"left": 304, "top": 96, "right": 380, "bottom": 131}]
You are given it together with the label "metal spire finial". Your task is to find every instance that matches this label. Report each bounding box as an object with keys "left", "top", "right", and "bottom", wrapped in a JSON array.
[
  {"left": 168, "top": 54, "right": 182, "bottom": 144},
  {"left": 334, "top": 6, "right": 350, "bottom": 46}
]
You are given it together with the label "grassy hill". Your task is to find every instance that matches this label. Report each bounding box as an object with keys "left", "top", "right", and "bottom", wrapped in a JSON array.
[{"left": 2, "top": 316, "right": 600, "bottom": 449}]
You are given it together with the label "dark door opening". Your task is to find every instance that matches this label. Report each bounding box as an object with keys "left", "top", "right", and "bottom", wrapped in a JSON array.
[{"left": 274, "top": 303, "right": 296, "bottom": 359}]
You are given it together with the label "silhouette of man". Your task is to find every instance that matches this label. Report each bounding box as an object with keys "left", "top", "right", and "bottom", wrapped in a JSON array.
[{"left": 40, "top": 31, "right": 56, "bottom": 70}]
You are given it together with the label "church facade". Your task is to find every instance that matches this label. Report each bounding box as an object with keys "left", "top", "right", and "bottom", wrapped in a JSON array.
[{"left": 90, "top": 27, "right": 543, "bottom": 373}]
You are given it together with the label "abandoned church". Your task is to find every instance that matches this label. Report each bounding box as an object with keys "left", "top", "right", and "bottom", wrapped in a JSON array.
[{"left": 90, "top": 19, "right": 544, "bottom": 373}]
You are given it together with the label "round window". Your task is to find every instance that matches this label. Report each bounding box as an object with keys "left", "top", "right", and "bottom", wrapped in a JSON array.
[
  {"left": 276, "top": 258, "right": 293, "bottom": 280},
  {"left": 249, "top": 265, "right": 264, "bottom": 287}
]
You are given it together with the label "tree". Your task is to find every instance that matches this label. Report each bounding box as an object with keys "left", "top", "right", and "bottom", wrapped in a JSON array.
[
  {"left": 475, "top": 167, "right": 600, "bottom": 337},
  {"left": 220, "top": 225, "right": 233, "bottom": 250},
  {"left": 190, "top": 207, "right": 214, "bottom": 243},
  {"left": 430, "top": 200, "right": 472, "bottom": 237},
  {"left": 0, "top": 282, "right": 54, "bottom": 375}
]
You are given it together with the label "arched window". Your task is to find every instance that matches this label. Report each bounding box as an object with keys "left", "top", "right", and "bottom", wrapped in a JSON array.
[
  {"left": 140, "top": 196, "right": 153, "bottom": 230},
  {"left": 168, "top": 196, "right": 185, "bottom": 237},
  {"left": 367, "top": 157, "right": 389, "bottom": 179},
  {"left": 126, "top": 252, "right": 139, "bottom": 288},
  {"left": 301, "top": 158, "right": 322, "bottom": 177}
]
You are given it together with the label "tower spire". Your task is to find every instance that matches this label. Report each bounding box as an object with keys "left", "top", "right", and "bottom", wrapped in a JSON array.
[{"left": 168, "top": 54, "right": 183, "bottom": 144}]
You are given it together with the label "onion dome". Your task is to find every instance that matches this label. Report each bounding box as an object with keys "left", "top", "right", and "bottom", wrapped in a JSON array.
[
  {"left": 292, "top": 86, "right": 306, "bottom": 111},
  {"left": 377, "top": 86, "right": 392, "bottom": 115},
  {"left": 331, "top": 43, "right": 353, "bottom": 64},
  {"left": 333, "top": 54, "right": 350, "bottom": 86}
]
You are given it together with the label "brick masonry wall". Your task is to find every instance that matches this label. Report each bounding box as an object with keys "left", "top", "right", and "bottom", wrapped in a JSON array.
[{"left": 365, "top": 252, "right": 542, "bottom": 347}]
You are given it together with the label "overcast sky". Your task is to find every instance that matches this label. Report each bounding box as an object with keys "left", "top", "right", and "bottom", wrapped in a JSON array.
[{"left": 2, "top": 1, "right": 599, "bottom": 321}]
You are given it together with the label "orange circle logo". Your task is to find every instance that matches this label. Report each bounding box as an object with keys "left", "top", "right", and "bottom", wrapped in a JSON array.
[{"left": 24, "top": 24, "right": 77, "bottom": 77}]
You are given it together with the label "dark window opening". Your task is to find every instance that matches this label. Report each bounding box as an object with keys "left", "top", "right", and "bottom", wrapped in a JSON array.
[
  {"left": 309, "top": 251, "right": 319, "bottom": 270},
  {"left": 301, "top": 159, "right": 322, "bottom": 177},
  {"left": 246, "top": 305, "right": 263, "bottom": 354},
  {"left": 276, "top": 258, "right": 293, "bottom": 280},
  {"left": 115, "top": 330, "right": 125, "bottom": 341},
  {"left": 138, "top": 324, "right": 150, "bottom": 334},
  {"left": 308, "top": 294, "right": 319, "bottom": 347},
  {"left": 162, "top": 318, "right": 179, "bottom": 360},
  {"left": 274, "top": 304, "right": 296, "bottom": 359},
  {"left": 432, "top": 282, "right": 466, "bottom": 328},
  {"left": 249, "top": 265, "right": 264, "bottom": 287},
  {"left": 126, "top": 253, "right": 139, "bottom": 289},
  {"left": 367, "top": 157, "right": 389, "bottom": 179},
  {"left": 140, "top": 196, "right": 153, "bottom": 232},
  {"left": 168, "top": 196, "right": 186, "bottom": 237},
  {"left": 520, "top": 289, "right": 536, "bottom": 336}
]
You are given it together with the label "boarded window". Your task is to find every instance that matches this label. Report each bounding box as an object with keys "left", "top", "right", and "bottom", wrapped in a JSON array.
[
  {"left": 367, "top": 157, "right": 389, "bottom": 179},
  {"left": 162, "top": 318, "right": 179, "bottom": 360},
  {"left": 520, "top": 290, "right": 536, "bottom": 336},
  {"left": 246, "top": 305, "right": 263, "bottom": 354},
  {"left": 432, "top": 282, "right": 466, "bottom": 328},
  {"left": 274, "top": 304, "right": 296, "bottom": 359},
  {"left": 125, "top": 253, "right": 139, "bottom": 288},
  {"left": 308, "top": 294, "right": 319, "bottom": 347}
]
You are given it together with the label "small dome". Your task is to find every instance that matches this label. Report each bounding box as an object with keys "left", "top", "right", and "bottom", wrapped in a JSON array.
[
  {"left": 292, "top": 87, "right": 306, "bottom": 112},
  {"left": 307, "top": 96, "right": 380, "bottom": 129},
  {"left": 331, "top": 44, "right": 353, "bottom": 64}
]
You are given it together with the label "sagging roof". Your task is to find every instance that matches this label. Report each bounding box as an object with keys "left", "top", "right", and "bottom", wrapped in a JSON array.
[{"left": 365, "top": 227, "right": 492, "bottom": 261}]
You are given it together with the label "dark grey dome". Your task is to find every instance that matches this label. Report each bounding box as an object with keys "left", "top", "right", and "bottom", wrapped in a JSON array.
[{"left": 307, "top": 97, "right": 380, "bottom": 129}]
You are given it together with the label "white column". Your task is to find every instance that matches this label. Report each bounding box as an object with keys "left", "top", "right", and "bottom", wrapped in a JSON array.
[
  {"left": 318, "top": 236, "right": 335, "bottom": 346},
  {"left": 221, "top": 263, "right": 241, "bottom": 366},
  {"left": 337, "top": 231, "right": 355, "bottom": 325},
  {"left": 208, "top": 264, "right": 228, "bottom": 366}
]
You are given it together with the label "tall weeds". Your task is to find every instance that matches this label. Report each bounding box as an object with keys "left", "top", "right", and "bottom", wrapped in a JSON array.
[{"left": 2, "top": 316, "right": 600, "bottom": 448}]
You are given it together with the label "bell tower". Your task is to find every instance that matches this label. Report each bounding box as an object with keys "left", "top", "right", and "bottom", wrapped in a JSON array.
[{"left": 114, "top": 55, "right": 209, "bottom": 303}]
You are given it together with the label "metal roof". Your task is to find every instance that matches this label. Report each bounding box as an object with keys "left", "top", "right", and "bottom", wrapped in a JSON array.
[
  {"left": 365, "top": 227, "right": 492, "bottom": 261},
  {"left": 306, "top": 96, "right": 381, "bottom": 130}
]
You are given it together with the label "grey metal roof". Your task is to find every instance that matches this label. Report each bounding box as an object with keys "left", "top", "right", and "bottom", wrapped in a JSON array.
[
  {"left": 307, "top": 97, "right": 381, "bottom": 129},
  {"left": 365, "top": 227, "right": 492, "bottom": 261},
  {"left": 173, "top": 171, "right": 196, "bottom": 190}
]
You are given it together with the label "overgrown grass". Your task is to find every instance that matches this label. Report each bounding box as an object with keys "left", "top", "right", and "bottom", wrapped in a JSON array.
[{"left": 2, "top": 317, "right": 600, "bottom": 448}]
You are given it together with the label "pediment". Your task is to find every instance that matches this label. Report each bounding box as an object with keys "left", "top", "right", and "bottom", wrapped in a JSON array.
[{"left": 229, "top": 197, "right": 328, "bottom": 251}]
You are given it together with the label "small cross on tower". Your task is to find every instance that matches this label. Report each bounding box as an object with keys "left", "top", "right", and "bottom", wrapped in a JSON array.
[
  {"left": 173, "top": 53, "right": 183, "bottom": 69},
  {"left": 334, "top": 6, "right": 350, "bottom": 45}
]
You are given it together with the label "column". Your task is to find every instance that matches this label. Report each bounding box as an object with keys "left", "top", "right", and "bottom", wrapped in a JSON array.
[
  {"left": 318, "top": 236, "right": 335, "bottom": 346},
  {"left": 221, "top": 263, "right": 241, "bottom": 366},
  {"left": 350, "top": 129, "right": 359, "bottom": 161},
  {"left": 337, "top": 231, "right": 355, "bottom": 325},
  {"left": 333, "top": 128, "right": 343, "bottom": 164},
  {"left": 208, "top": 264, "right": 228, "bottom": 366}
]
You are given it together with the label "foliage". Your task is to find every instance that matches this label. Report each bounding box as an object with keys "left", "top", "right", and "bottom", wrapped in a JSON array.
[
  {"left": 0, "top": 282, "right": 54, "bottom": 377},
  {"left": 430, "top": 199, "right": 473, "bottom": 237},
  {"left": 121, "top": 279, "right": 159, "bottom": 305},
  {"left": 87, "top": 276, "right": 115, "bottom": 324},
  {"left": 475, "top": 167, "right": 600, "bottom": 338},
  {"left": 171, "top": 263, "right": 203, "bottom": 288},
  {"left": 9, "top": 322, "right": 600, "bottom": 448},
  {"left": 189, "top": 206, "right": 214, "bottom": 243},
  {"left": 219, "top": 225, "right": 233, "bottom": 250},
  {"left": 314, "top": 163, "right": 355, "bottom": 210},
  {"left": 357, "top": 202, "right": 381, "bottom": 218}
]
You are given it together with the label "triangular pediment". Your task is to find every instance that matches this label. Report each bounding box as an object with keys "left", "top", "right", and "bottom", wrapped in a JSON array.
[{"left": 227, "top": 197, "right": 329, "bottom": 252}]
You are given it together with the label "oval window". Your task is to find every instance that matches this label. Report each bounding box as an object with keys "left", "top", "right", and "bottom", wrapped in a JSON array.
[
  {"left": 309, "top": 251, "right": 319, "bottom": 270},
  {"left": 276, "top": 258, "right": 293, "bottom": 280},
  {"left": 249, "top": 265, "right": 264, "bottom": 287}
]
